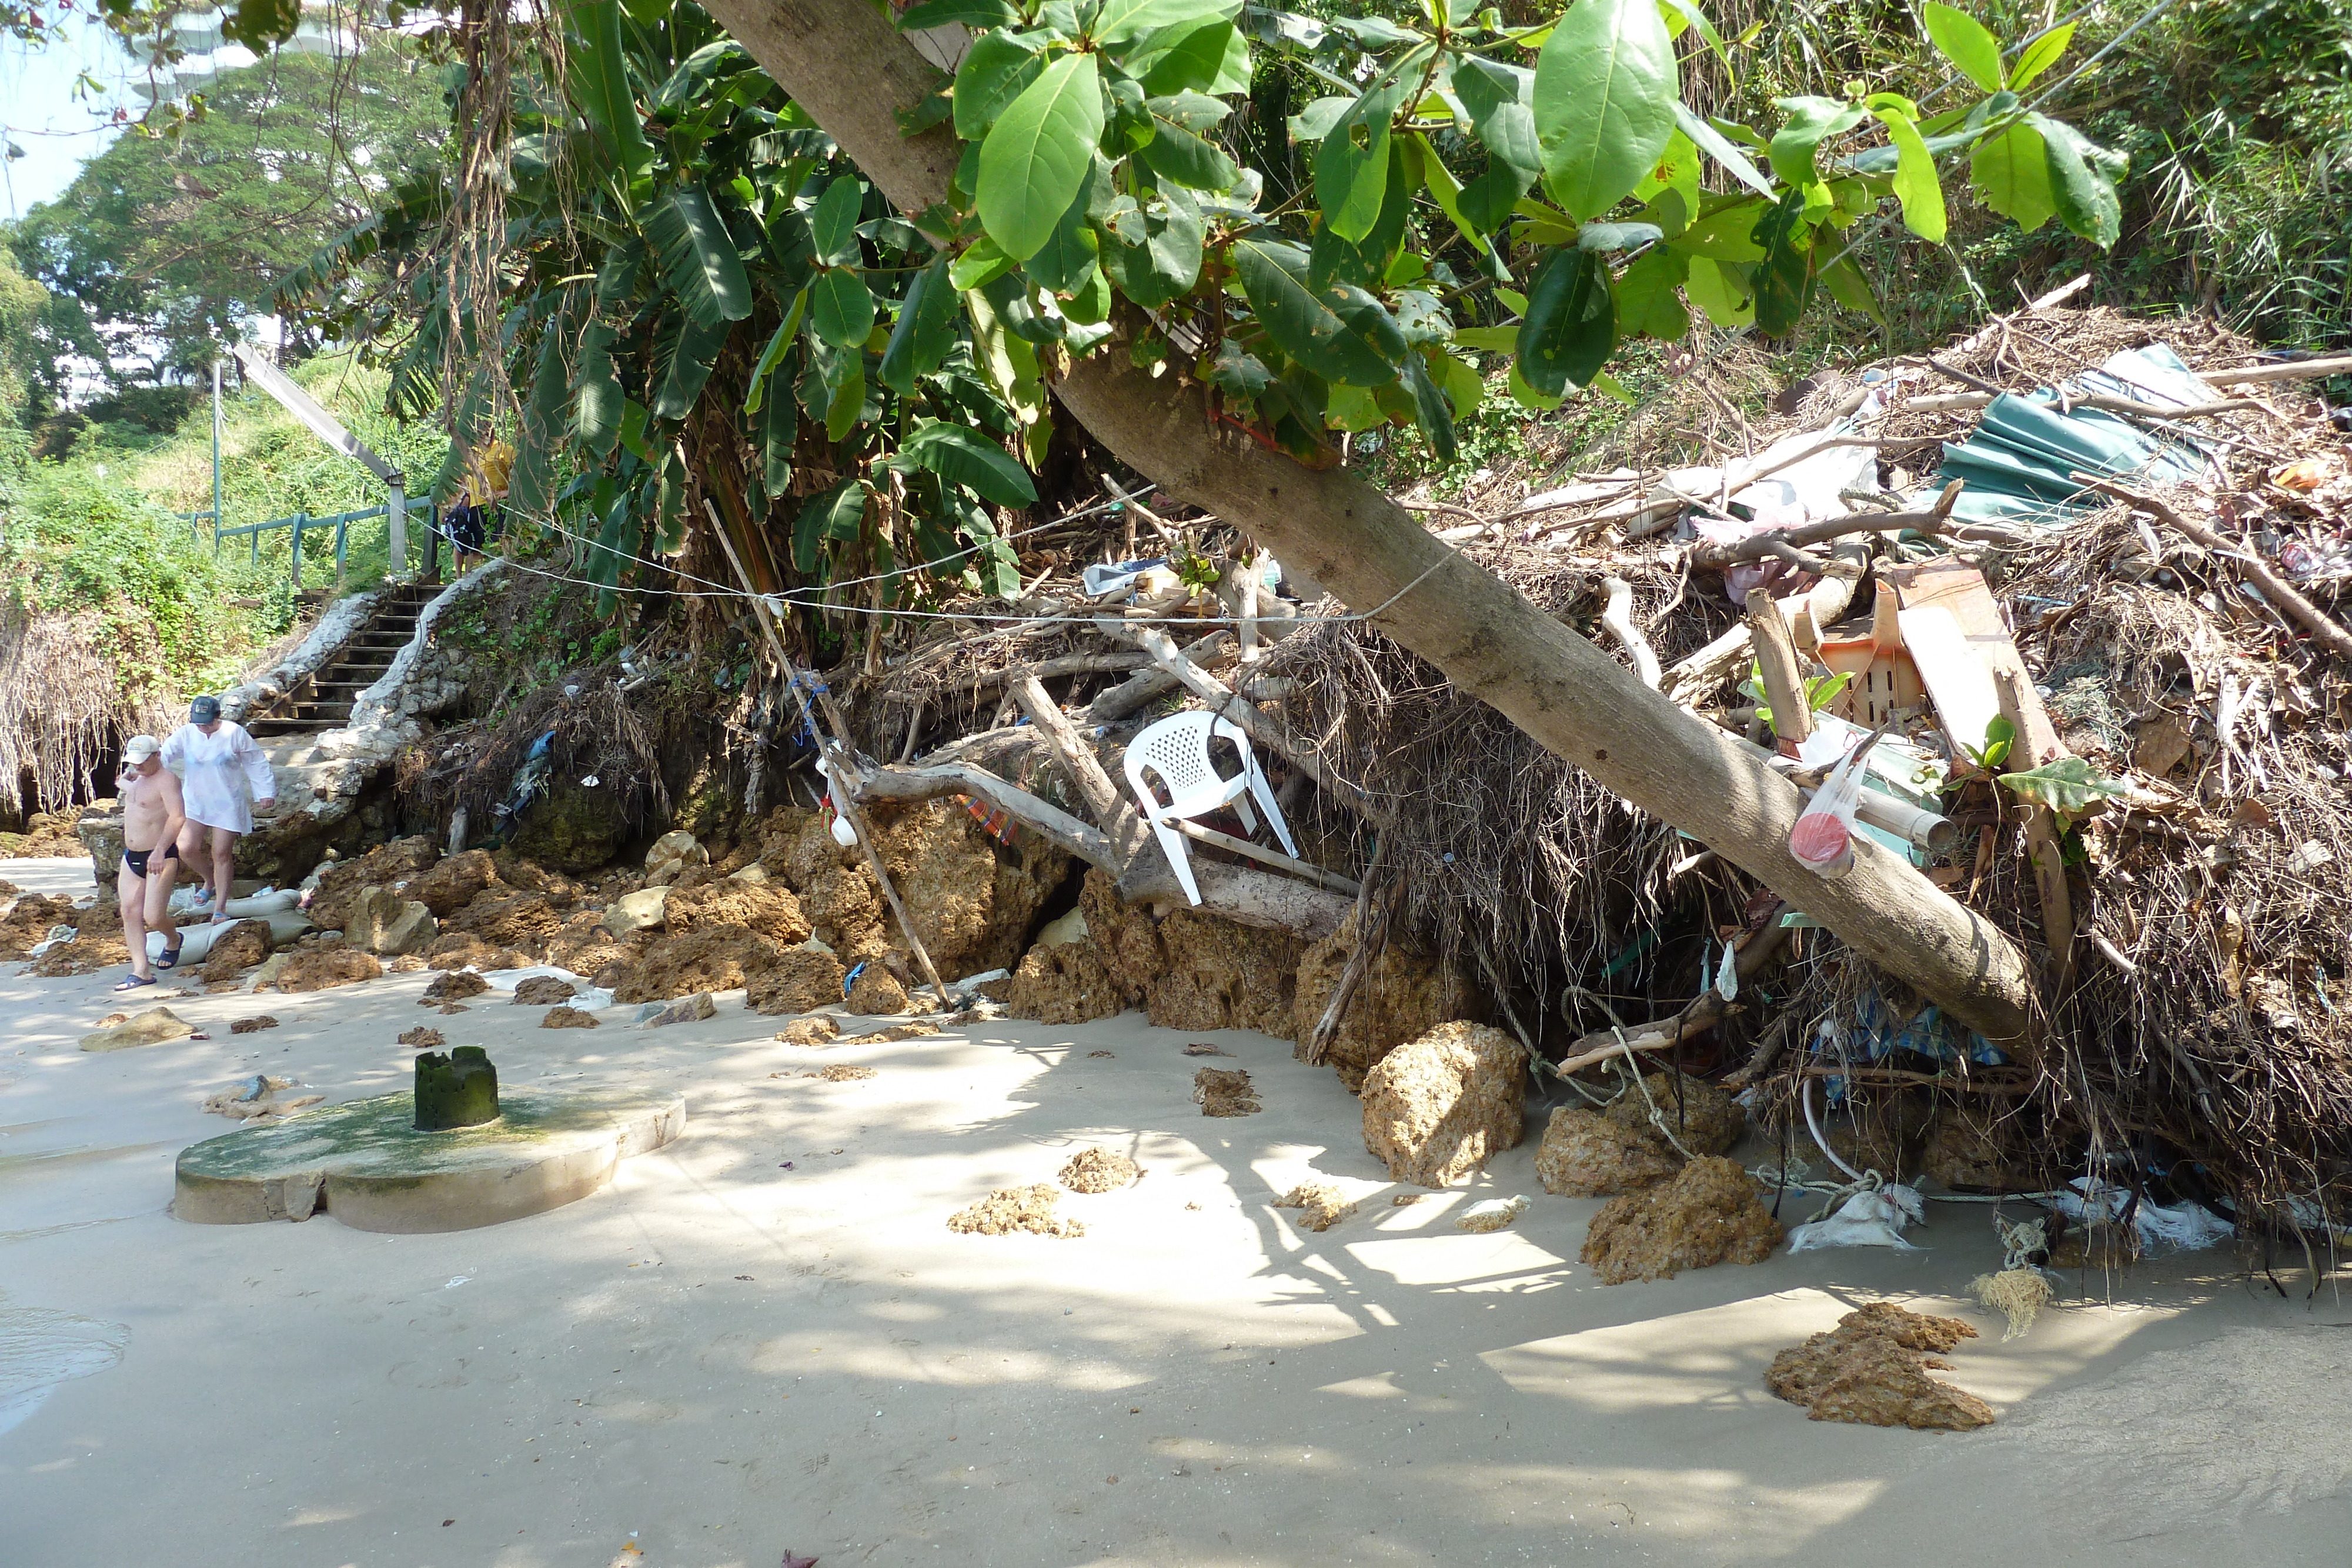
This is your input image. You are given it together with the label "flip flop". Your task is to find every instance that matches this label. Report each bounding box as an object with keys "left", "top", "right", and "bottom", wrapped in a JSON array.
[
  {"left": 113, "top": 974, "right": 156, "bottom": 991},
  {"left": 156, "top": 943, "right": 183, "bottom": 971}
]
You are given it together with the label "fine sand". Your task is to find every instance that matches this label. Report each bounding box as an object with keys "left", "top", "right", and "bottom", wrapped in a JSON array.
[{"left": 4, "top": 854, "right": 2350, "bottom": 1566}]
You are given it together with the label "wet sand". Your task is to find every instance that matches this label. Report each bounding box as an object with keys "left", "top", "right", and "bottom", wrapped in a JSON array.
[{"left": 3, "top": 855, "right": 2348, "bottom": 1566}]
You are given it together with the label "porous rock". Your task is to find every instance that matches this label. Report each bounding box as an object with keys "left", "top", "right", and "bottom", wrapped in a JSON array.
[
  {"left": 422, "top": 969, "right": 491, "bottom": 1004},
  {"left": 1359, "top": 1021, "right": 1525, "bottom": 1188},
  {"left": 412, "top": 848, "right": 499, "bottom": 917},
  {"left": 1291, "top": 909, "right": 1473, "bottom": 1091},
  {"left": 1765, "top": 1302, "right": 1994, "bottom": 1430},
  {"left": 229, "top": 1014, "right": 278, "bottom": 1034},
  {"left": 80, "top": 1006, "right": 195, "bottom": 1052},
  {"left": 797, "top": 863, "right": 890, "bottom": 962},
  {"left": 308, "top": 835, "right": 440, "bottom": 932},
  {"left": 947, "top": 1184, "right": 1083, "bottom": 1238},
  {"left": 198, "top": 918, "right": 275, "bottom": 982},
  {"left": 439, "top": 889, "right": 564, "bottom": 953},
  {"left": 639, "top": 991, "right": 717, "bottom": 1028},
  {"left": 540, "top": 913, "right": 622, "bottom": 977},
  {"left": 1194, "top": 1066, "right": 1259, "bottom": 1116},
  {"left": 665, "top": 877, "right": 811, "bottom": 946},
  {"left": 1579, "top": 1156, "right": 1782, "bottom": 1285},
  {"left": 1272, "top": 1182, "right": 1354, "bottom": 1231},
  {"left": 268, "top": 945, "right": 383, "bottom": 994},
  {"left": 399, "top": 1026, "right": 446, "bottom": 1048},
  {"left": 746, "top": 949, "right": 847, "bottom": 1016},
  {"left": 844, "top": 963, "right": 911, "bottom": 1016},
  {"left": 867, "top": 798, "right": 1073, "bottom": 978},
  {"left": 347, "top": 887, "right": 438, "bottom": 957},
  {"left": 425, "top": 932, "right": 531, "bottom": 972},
  {"left": 775, "top": 1015, "right": 841, "bottom": 1046},
  {"left": 610, "top": 925, "right": 781, "bottom": 1004},
  {"left": 1535, "top": 1108, "right": 1681, "bottom": 1197},
  {"left": 541, "top": 1005, "right": 600, "bottom": 1029},
  {"left": 1080, "top": 870, "right": 1305, "bottom": 1036},
  {"left": 0, "top": 891, "right": 79, "bottom": 959},
  {"left": 1603, "top": 1072, "right": 1746, "bottom": 1158},
  {"left": 1059, "top": 1147, "right": 1142, "bottom": 1193},
  {"left": 512, "top": 975, "right": 577, "bottom": 1006},
  {"left": 1004, "top": 940, "right": 1127, "bottom": 1025}
]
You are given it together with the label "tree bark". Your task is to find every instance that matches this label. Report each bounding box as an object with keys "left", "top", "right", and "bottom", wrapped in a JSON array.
[{"left": 698, "top": 0, "right": 2038, "bottom": 1046}]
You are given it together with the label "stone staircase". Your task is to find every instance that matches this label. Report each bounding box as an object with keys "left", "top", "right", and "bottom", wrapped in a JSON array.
[{"left": 245, "top": 584, "right": 438, "bottom": 739}]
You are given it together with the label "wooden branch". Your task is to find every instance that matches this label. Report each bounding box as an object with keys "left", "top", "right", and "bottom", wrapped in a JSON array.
[
  {"left": 1903, "top": 356, "right": 2352, "bottom": 416},
  {"left": 2081, "top": 476, "right": 2352, "bottom": 663},
  {"left": 1169, "top": 817, "right": 1361, "bottom": 894},
  {"left": 1949, "top": 273, "right": 2092, "bottom": 356},
  {"left": 1659, "top": 545, "right": 1866, "bottom": 703},
  {"left": 965, "top": 652, "right": 1150, "bottom": 691},
  {"left": 1081, "top": 630, "right": 1226, "bottom": 724},
  {"left": 1007, "top": 674, "right": 1127, "bottom": 829},
  {"left": 1552, "top": 918, "right": 1793, "bottom": 1076},
  {"left": 1745, "top": 586, "right": 1812, "bottom": 747},
  {"left": 1690, "top": 480, "right": 1973, "bottom": 569},
  {"left": 1302, "top": 838, "right": 1385, "bottom": 1066},
  {"left": 1994, "top": 666, "right": 2075, "bottom": 987},
  {"left": 860, "top": 761, "right": 1118, "bottom": 867},
  {"left": 1598, "top": 576, "right": 1662, "bottom": 688}
]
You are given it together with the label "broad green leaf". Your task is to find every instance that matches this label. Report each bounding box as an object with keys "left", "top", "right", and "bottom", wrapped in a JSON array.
[
  {"left": 810, "top": 176, "right": 864, "bottom": 267},
  {"left": 1632, "top": 125, "right": 1702, "bottom": 210},
  {"left": 653, "top": 313, "right": 731, "bottom": 419},
  {"left": 953, "top": 29, "right": 1045, "bottom": 140},
  {"left": 880, "top": 257, "right": 960, "bottom": 394},
  {"left": 1402, "top": 351, "right": 1458, "bottom": 464},
  {"left": 1136, "top": 112, "right": 1239, "bottom": 189},
  {"left": 1128, "top": 17, "right": 1250, "bottom": 95},
  {"left": 1323, "top": 382, "right": 1383, "bottom": 433},
  {"left": 646, "top": 184, "right": 753, "bottom": 326},
  {"left": 1750, "top": 189, "right": 1812, "bottom": 335},
  {"left": 1414, "top": 132, "right": 1482, "bottom": 245},
  {"left": 1969, "top": 121, "right": 2056, "bottom": 232},
  {"left": 574, "top": 320, "right": 622, "bottom": 456},
  {"left": 1655, "top": 0, "right": 1730, "bottom": 67},
  {"left": 1231, "top": 237, "right": 1401, "bottom": 386},
  {"left": 1311, "top": 141, "right": 1409, "bottom": 286},
  {"left": 2032, "top": 113, "right": 2123, "bottom": 249},
  {"left": 1869, "top": 99, "right": 1945, "bottom": 241},
  {"left": 1065, "top": 262, "right": 1113, "bottom": 324},
  {"left": 977, "top": 54, "right": 1106, "bottom": 261},
  {"left": 900, "top": 0, "right": 1018, "bottom": 28},
  {"left": 1452, "top": 55, "right": 1542, "bottom": 182},
  {"left": 1516, "top": 246, "right": 1614, "bottom": 396},
  {"left": 508, "top": 299, "right": 577, "bottom": 521},
  {"left": 1100, "top": 186, "right": 1203, "bottom": 309},
  {"left": 762, "top": 373, "right": 797, "bottom": 494},
  {"left": 1454, "top": 325, "right": 1521, "bottom": 353},
  {"left": 2000, "top": 755, "right": 2126, "bottom": 819},
  {"left": 794, "top": 480, "right": 865, "bottom": 574},
  {"left": 1614, "top": 245, "right": 1690, "bottom": 337},
  {"left": 744, "top": 286, "right": 808, "bottom": 415},
  {"left": 1148, "top": 88, "right": 1232, "bottom": 133},
  {"left": 1671, "top": 100, "right": 1776, "bottom": 198},
  {"left": 900, "top": 423, "right": 1039, "bottom": 507},
  {"left": 1672, "top": 195, "right": 1767, "bottom": 259},
  {"left": 1025, "top": 193, "right": 1102, "bottom": 292},
  {"left": 963, "top": 283, "right": 1048, "bottom": 427},
  {"left": 1090, "top": 0, "right": 1237, "bottom": 47},
  {"left": 1533, "top": 0, "right": 1677, "bottom": 220},
  {"left": 1923, "top": 2, "right": 2005, "bottom": 93},
  {"left": 564, "top": 0, "right": 652, "bottom": 194},
  {"left": 1590, "top": 368, "right": 1636, "bottom": 403},
  {"left": 1288, "top": 95, "right": 1353, "bottom": 142},
  {"left": 2007, "top": 22, "right": 2075, "bottom": 90},
  {"left": 1508, "top": 363, "right": 1564, "bottom": 410},
  {"left": 1580, "top": 220, "right": 1663, "bottom": 250},
  {"left": 1683, "top": 253, "right": 1754, "bottom": 326},
  {"left": 1436, "top": 353, "right": 1484, "bottom": 420},
  {"left": 950, "top": 235, "right": 1020, "bottom": 290},
  {"left": 1768, "top": 95, "right": 1867, "bottom": 186},
  {"left": 1316, "top": 75, "right": 1411, "bottom": 243},
  {"left": 808, "top": 267, "right": 876, "bottom": 347},
  {"left": 1818, "top": 255, "right": 1885, "bottom": 323}
]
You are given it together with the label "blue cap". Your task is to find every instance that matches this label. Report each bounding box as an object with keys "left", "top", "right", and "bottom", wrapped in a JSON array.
[{"left": 190, "top": 695, "right": 222, "bottom": 724}]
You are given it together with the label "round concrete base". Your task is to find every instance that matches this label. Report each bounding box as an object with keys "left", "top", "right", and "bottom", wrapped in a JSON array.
[{"left": 172, "top": 1089, "right": 685, "bottom": 1233}]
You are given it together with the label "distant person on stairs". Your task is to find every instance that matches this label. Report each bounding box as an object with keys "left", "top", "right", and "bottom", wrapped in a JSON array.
[
  {"left": 444, "top": 436, "right": 513, "bottom": 574},
  {"left": 113, "top": 735, "right": 186, "bottom": 990},
  {"left": 164, "top": 696, "right": 277, "bottom": 923}
]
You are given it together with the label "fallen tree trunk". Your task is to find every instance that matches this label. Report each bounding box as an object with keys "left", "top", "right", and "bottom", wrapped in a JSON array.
[{"left": 701, "top": 0, "right": 2039, "bottom": 1047}]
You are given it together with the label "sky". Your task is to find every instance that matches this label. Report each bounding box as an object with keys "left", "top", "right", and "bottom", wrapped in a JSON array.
[{"left": 0, "top": 13, "right": 141, "bottom": 221}]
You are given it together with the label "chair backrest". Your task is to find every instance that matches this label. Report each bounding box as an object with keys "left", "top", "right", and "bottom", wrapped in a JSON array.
[{"left": 1124, "top": 711, "right": 1245, "bottom": 815}]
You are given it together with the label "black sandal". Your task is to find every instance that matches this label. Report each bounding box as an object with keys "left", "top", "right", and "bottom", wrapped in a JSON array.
[
  {"left": 113, "top": 973, "right": 156, "bottom": 991},
  {"left": 156, "top": 942, "right": 183, "bottom": 971}
]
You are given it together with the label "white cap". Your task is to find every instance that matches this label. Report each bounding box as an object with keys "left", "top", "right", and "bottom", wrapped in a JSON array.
[{"left": 123, "top": 735, "right": 162, "bottom": 765}]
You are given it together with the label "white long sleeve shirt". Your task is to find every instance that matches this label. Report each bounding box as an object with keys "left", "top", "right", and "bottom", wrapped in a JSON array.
[{"left": 163, "top": 721, "right": 277, "bottom": 834}]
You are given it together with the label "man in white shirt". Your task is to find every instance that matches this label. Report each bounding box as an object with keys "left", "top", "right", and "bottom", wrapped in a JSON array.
[{"left": 163, "top": 695, "right": 278, "bottom": 922}]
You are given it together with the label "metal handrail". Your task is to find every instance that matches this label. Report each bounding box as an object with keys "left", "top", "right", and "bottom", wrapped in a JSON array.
[{"left": 198, "top": 502, "right": 439, "bottom": 587}]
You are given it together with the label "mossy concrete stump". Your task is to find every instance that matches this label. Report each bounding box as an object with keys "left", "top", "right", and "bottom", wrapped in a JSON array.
[
  {"left": 172, "top": 1088, "right": 685, "bottom": 1233},
  {"left": 414, "top": 1046, "right": 499, "bottom": 1130}
]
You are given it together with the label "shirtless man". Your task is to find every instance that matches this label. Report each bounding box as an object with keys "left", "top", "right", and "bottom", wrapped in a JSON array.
[{"left": 115, "top": 734, "right": 188, "bottom": 991}]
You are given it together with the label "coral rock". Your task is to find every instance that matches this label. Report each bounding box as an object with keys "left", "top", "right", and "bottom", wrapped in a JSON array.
[
  {"left": 947, "top": 1184, "right": 1083, "bottom": 1239},
  {"left": 602, "top": 885, "right": 671, "bottom": 935},
  {"left": 775, "top": 1015, "right": 842, "bottom": 1047},
  {"left": 1060, "top": 1148, "right": 1142, "bottom": 1193},
  {"left": 307, "top": 835, "right": 440, "bottom": 932},
  {"left": 399, "top": 1026, "right": 446, "bottom": 1048},
  {"left": 747, "top": 949, "right": 847, "bottom": 1017},
  {"left": 1194, "top": 1066, "right": 1259, "bottom": 1116},
  {"left": 1005, "top": 941, "right": 1127, "bottom": 1025},
  {"left": 440, "top": 889, "right": 564, "bottom": 953},
  {"left": 1602, "top": 1072, "right": 1745, "bottom": 1158},
  {"left": 1766, "top": 1302, "right": 1994, "bottom": 1431},
  {"left": 1292, "top": 910, "right": 1472, "bottom": 1091},
  {"left": 268, "top": 945, "right": 383, "bottom": 994},
  {"left": 80, "top": 1006, "right": 195, "bottom": 1052},
  {"left": 0, "top": 891, "right": 79, "bottom": 959},
  {"left": 228, "top": 1014, "right": 279, "bottom": 1034},
  {"left": 512, "top": 975, "right": 577, "bottom": 1006},
  {"left": 197, "top": 918, "right": 275, "bottom": 982},
  {"left": 844, "top": 963, "right": 911, "bottom": 1017},
  {"left": 1272, "top": 1182, "right": 1354, "bottom": 1231},
  {"left": 347, "top": 887, "right": 439, "bottom": 957},
  {"left": 1359, "top": 1021, "right": 1525, "bottom": 1188},
  {"left": 425, "top": 932, "right": 531, "bottom": 972},
  {"left": 422, "top": 969, "right": 491, "bottom": 1004},
  {"left": 1535, "top": 1108, "right": 1682, "bottom": 1197},
  {"left": 639, "top": 991, "right": 717, "bottom": 1027},
  {"left": 412, "top": 849, "right": 499, "bottom": 917},
  {"left": 1579, "top": 1156, "right": 1782, "bottom": 1285},
  {"left": 611, "top": 925, "right": 781, "bottom": 1004},
  {"left": 665, "top": 878, "right": 811, "bottom": 946},
  {"left": 540, "top": 1005, "right": 600, "bottom": 1029}
]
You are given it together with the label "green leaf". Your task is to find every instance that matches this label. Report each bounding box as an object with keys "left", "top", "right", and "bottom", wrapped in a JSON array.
[
  {"left": 1135, "top": 111, "right": 1238, "bottom": 189},
  {"left": 1231, "top": 237, "right": 1401, "bottom": 386},
  {"left": 1767, "top": 95, "right": 1867, "bottom": 187},
  {"left": 1128, "top": 17, "right": 1250, "bottom": 96},
  {"left": 1453, "top": 325, "right": 1521, "bottom": 353},
  {"left": 1614, "top": 245, "right": 1690, "bottom": 338},
  {"left": 1922, "top": 2, "right": 2005, "bottom": 93},
  {"left": 794, "top": 480, "right": 865, "bottom": 574},
  {"left": 1100, "top": 186, "right": 1203, "bottom": 309},
  {"left": 1750, "top": 189, "right": 1813, "bottom": 336},
  {"left": 1671, "top": 195, "right": 1767, "bottom": 259},
  {"left": 2000, "top": 754, "right": 2126, "bottom": 820},
  {"left": 1324, "top": 382, "right": 1383, "bottom": 433},
  {"left": 1969, "top": 121, "right": 2056, "bottom": 232},
  {"left": 1402, "top": 351, "right": 1458, "bottom": 464},
  {"left": 1671, "top": 100, "right": 1776, "bottom": 198},
  {"left": 2032, "top": 113, "right": 2123, "bottom": 249},
  {"left": 509, "top": 302, "right": 577, "bottom": 521},
  {"left": 574, "top": 321, "right": 622, "bottom": 456},
  {"left": 809, "top": 267, "right": 876, "bottom": 347},
  {"left": 762, "top": 373, "right": 797, "bottom": 496},
  {"left": 1508, "top": 363, "right": 1564, "bottom": 410},
  {"left": 953, "top": 29, "right": 1045, "bottom": 139},
  {"left": 977, "top": 53, "right": 1106, "bottom": 262},
  {"left": 1288, "top": 95, "right": 1353, "bottom": 142},
  {"left": 1683, "top": 253, "right": 1754, "bottom": 326},
  {"left": 1516, "top": 246, "right": 1614, "bottom": 396},
  {"left": 880, "top": 258, "right": 960, "bottom": 395},
  {"left": 564, "top": 0, "right": 653, "bottom": 194},
  {"left": 1452, "top": 56, "right": 1543, "bottom": 182},
  {"left": 1869, "top": 99, "right": 1946, "bottom": 242},
  {"left": 1316, "top": 75, "right": 1410, "bottom": 243},
  {"left": 1436, "top": 352, "right": 1484, "bottom": 420},
  {"left": 950, "top": 235, "right": 1020, "bottom": 291},
  {"left": 810, "top": 176, "right": 864, "bottom": 268},
  {"left": 1965, "top": 714, "right": 2016, "bottom": 770},
  {"left": 1025, "top": 192, "right": 1102, "bottom": 292},
  {"left": 744, "top": 286, "right": 809, "bottom": 416},
  {"left": 2007, "top": 22, "right": 2075, "bottom": 91},
  {"left": 963, "top": 283, "right": 1048, "bottom": 429},
  {"left": 1090, "top": 0, "right": 1237, "bottom": 48},
  {"left": 900, "top": 423, "right": 1040, "bottom": 507},
  {"left": 646, "top": 184, "right": 753, "bottom": 326},
  {"left": 1533, "top": 0, "right": 1677, "bottom": 220},
  {"left": 900, "top": 0, "right": 1018, "bottom": 28},
  {"left": 653, "top": 313, "right": 731, "bottom": 420},
  {"left": 1579, "top": 220, "right": 1662, "bottom": 251},
  {"left": 1311, "top": 141, "right": 1410, "bottom": 286},
  {"left": 1655, "top": 0, "right": 1730, "bottom": 67},
  {"left": 1818, "top": 255, "right": 1884, "bottom": 323}
]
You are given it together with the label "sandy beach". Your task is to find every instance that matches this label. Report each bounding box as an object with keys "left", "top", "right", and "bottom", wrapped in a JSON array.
[{"left": 3, "top": 855, "right": 2348, "bottom": 1567}]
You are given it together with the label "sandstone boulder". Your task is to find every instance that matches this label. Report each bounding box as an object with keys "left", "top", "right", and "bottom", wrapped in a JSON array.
[
  {"left": 602, "top": 885, "right": 671, "bottom": 936},
  {"left": 1535, "top": 1108, "right": 1681, "bottom": 1197},
  {"left": 80, "top": 1006, "right": 195, "bottom": 1052},
  {"left": 413, "top": 849, "right": 499, "bottom": 917},
  {"left": 1292, "top": 910, "right": 1472, "bottom": 1091},
  {"left": 1360, "top": 1021, "right": 1525, "bottom": 1188},
  {"left": 439, "top": 889, "right": 564, "bottom": 953},
  {"left": 775, "top": 1015, "right": 841, "bottom": 1046},
  {"left": 1004, "top": 941, "right": 1126, "bottom": 1025},
  {"left": 747, "top": 949, "right": 847, "bottom": 1016},
  {"left": 197, "top": 918, "right": 275, "bottom": 982},
  {"left": 1766, "top": 1302, "right": 1994, "bottom": 1430},
  {"left": 1579, "top": 1156, "right": 1782, "bottom": 1285},
  {"left": 1080, "top": 870, "right": 1305, "bottom": 1035},
  {"left": 1603, "top": 1072, "right": 1746, "bottom": 1158},
  {"left": 639, "top": 991, "right": 717, "bottom": 1027},
  {"left": 348, "top": 887, "right": 439, "bottom": 957}
]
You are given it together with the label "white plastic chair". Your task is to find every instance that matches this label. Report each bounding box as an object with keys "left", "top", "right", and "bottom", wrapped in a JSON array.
[{"left": 1122, "top": 712, "right": 1298, "bottom": 906}]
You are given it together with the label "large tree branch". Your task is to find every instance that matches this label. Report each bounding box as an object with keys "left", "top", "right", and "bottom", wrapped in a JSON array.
[{"left": 701, "top": 0, "right": 2038, "bottom": 1045}]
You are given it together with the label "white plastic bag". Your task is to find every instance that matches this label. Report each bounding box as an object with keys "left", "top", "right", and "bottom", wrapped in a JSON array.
[
  {"left": 1787, "top": 1184, "right": 1926, "bottom": 1252},
  {"left": 2052, "top": 1178, "right": 2233, "bottom": 1254}
]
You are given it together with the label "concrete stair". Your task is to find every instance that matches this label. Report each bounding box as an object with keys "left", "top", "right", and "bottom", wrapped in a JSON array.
[{"left": 245, "top": 584, "right": 438, "bottom": 739}]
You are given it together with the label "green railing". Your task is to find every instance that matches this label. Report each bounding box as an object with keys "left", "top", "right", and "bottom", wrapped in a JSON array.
[{"left": 188, "top": 503, "right": 442, "bottom": 588}]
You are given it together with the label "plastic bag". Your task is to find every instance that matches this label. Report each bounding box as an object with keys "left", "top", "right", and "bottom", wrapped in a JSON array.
[
  {"left": 2052, "top": 1178, "right": 2233, "bottom": 1255},
  {"left": 1789, "top": 741, "right": 1873, "bottom": 876},
  {"left": 1787, "top": 1184, "right": 1926, "bottom": 1252}
]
